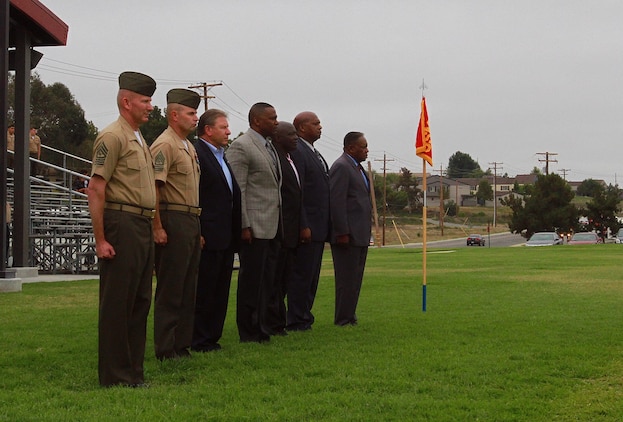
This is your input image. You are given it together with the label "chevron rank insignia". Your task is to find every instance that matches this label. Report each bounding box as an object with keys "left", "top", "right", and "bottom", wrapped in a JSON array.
[
  {"left": 154, "top": 151, "right": 166, "bottom": 173},
  {"left": 94, "top": 144, "right": 108, "bottom": 166}
]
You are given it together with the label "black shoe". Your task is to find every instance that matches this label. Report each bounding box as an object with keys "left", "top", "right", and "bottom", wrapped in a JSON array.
[
  {"left": 286, "top": 325, "right": 312, "bottom": 332},
  {"left": 272, "top": 329, "right": 288, "bottom": 336},
  {"left": 128, "top": 383, "right": 150, "bottom": 389},
  {"left": 175, "top": 348, "right": 192, "bottom": 358},
  {"left": 191, "top": 343, "right": 222, "bottom": 352}
]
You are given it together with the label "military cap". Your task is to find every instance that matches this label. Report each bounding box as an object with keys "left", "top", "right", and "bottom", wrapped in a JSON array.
[
  {"left": 167, "top": 88, "right": 201, "bottom": 109},
  {"left": 118, "top": 71, "right": 156, "bottom": 97}
]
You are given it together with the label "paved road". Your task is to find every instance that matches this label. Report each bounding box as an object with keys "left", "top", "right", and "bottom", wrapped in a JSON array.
[{"left": 385, "top": 231, "right": 526, "bottom": 249}]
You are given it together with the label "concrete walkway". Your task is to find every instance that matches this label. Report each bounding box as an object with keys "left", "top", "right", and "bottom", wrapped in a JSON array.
[{"left": 21, "top": 273, "right": 98, "bottom": 284}]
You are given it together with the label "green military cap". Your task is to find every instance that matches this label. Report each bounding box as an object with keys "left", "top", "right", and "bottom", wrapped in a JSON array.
[
  {"left": 167, "top": 88, "right": 201, "bottom": 109},
  {"left": 118, "top": 71, "right": 156, "bottom": 97}
]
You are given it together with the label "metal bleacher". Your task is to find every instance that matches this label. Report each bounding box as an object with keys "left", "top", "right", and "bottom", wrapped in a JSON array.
[{"left": 9, "top": 145, "right": 96, "bottom": 274}]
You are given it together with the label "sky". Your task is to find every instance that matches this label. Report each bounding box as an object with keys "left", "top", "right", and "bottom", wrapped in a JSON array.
[{"left": 32, "top": 0, "right": 623, "bottom": 184}]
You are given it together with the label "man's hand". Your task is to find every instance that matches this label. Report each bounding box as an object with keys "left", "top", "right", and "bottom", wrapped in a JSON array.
[
  {"left": 241, "top": 227, "right": 253, "bottom": 244},
  {"left": 336, "top": 234, "right": 350, "bottom": 246},
  {"left": 154, "top": 227, "right": 167, "bottom": 246},
  {"left": 300, "top": 227, "right": 312, "bottom": 244},
  {"left": 96, "top": 239, "right": 116, "bottom": 260}
]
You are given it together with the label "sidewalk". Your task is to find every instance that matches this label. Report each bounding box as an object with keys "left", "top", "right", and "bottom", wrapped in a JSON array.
[{"left": 21, "top": 273, "right": 98, "bottom": 284}]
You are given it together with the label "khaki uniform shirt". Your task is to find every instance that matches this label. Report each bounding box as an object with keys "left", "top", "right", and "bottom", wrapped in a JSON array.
[
  {"left": 7, "top": 131, "right": 14, "bottom": 152},
  {"left": 29, "top": 134, "right": 40, "bottom": 154},
  {"left": 91, "top": 116, "right": 156, "bottom": 209},
  {"left": 150, "top": 126, "right": 200, "bottom": 207}
]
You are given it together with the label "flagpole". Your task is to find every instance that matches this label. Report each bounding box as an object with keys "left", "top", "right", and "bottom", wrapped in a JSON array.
[
  {"left": 422, "top": 159, "right": 427, "bottom": 312},
  {"left": 415, "top": 88, "right": 431, "bottom": 313}
]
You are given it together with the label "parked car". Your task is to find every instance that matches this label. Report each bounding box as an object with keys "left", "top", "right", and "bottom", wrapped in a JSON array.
[
  {"left": 568, "top": 232, "right": 602, "bottom": 245},
  {"left": 466, "top": 234, "right": 485, "bottom": 246},
  {"left": 615, "top": 228, "right": 623, "bottom": 244},
  {"left": 525, "top": 232, "right": 563, "bottom": 247}
]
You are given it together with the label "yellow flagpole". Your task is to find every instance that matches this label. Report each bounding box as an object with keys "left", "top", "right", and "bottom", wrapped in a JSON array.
[{"left": 422, "top": 159, "right": 427, "bottom": 311}]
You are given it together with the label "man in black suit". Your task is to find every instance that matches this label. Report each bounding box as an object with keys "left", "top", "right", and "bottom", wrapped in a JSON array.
[
  {"left": 192, "top": 109, "right": 241, "bottom": 352},
  {"left": 329, "top": 132, "right": 372, "bottom": 326},
  {"left": 263, "top": 122, "right": 302, "bottom": 336},
  {"left": 287, "top": 112, "right": 330, "bottom": 331}
]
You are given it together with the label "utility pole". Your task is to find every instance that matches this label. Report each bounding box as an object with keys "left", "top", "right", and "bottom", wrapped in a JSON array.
[
  {"left": 374, "top": 153, "right": 394, "bottom": 246},
  {"left": 560, "top": 168, "right": 571, "bottom": 181},
  {"left": 489, "top": 161, "right": 502, "bottom": 227},
  {"left": 188, "top": 82, "right": 223, "bottom": 112},
  {"left": 367, "top": 161, "right": 381, "bottom": 247},
  {"left": 434, "top": 165, "right": 445, "bottom": 235},
  {"left": 536, "top": 152, "right": 558, "bottom": 175}
]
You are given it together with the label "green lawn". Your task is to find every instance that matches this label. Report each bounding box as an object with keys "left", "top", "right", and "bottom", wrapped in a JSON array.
[{"left": 1, "top": 245, "right": 623, "bottom": 421}]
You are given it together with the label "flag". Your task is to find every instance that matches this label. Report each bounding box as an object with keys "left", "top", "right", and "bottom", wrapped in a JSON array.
[{"left": 415, "top": 97, "right": 433, "bottom": 166}]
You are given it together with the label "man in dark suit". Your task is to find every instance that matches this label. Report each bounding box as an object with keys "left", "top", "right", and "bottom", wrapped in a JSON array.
[
  {"left": 287, "top": 112, "right": 330, "bottom": 331},
  {"left": 264, "top": 122, "right": 302, "bottom": 336},
  {"left": 226, "top": 103, "right": 281, "bottom": 343},
  {"left": 329, "top": 132, "right": 372, "bottom": 326},
  {"left": 192, "top": 109, "right": 241, "bottom": 352}
]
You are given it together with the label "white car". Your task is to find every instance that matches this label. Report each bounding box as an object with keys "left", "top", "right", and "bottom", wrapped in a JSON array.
[{"left": 525, "top": 232, "right": 563, "bottom": 247}]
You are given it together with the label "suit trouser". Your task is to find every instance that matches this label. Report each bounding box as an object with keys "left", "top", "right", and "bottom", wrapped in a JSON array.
[
  {"left": 264, "top": 245, "right": 296, "bottom": 334},
  {"left": 98, "top": 210, "right": 153, "bottom": 387},
  {"left": 154, "top": 211, "right": 201, "bottom": 359},
  {"left": 236, "top": 237, "right": 280, "bottom": 342},
  {"left": 330, "top": 244, "right": 368, "bottom": 326},
  {"left": 287, "top": 241, "right": 324, "bottom": 330},
  {"left": 192, "top": 247, "right": 235, "bottom": 349}
]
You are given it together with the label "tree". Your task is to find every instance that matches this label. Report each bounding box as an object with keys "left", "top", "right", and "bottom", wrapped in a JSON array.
[
  {"left": 8, "top": 73, "right": 95, "bottom": 168},
  {"left": 447, "top": 151, "right": 483, "bottom": 179},
  {"left": 576, "top": 178, "right": 604, "bottom": 197},
  {"left": 140, "top": 106, "right": 168, "bottom": 145},
  {"left": 476, "top": 179, "right": 493, "bottom": 206},
  {"left": 394, "top": 167, "right": 421, "bottom": 213},
  {"left": 581, "top": 184, "right": 621, "bottom": 239},
  {"left": 501, "top": 173, "right": 580, "bottom": 238}
]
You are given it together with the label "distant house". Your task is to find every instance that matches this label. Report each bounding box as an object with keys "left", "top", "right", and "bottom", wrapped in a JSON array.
[{"left": 411, "top": 171, "right": 600, "bottom": 207}]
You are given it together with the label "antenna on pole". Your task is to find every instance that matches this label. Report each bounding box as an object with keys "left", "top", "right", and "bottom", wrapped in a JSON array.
[{"left": 419, "top": 78, "right": 427, "bottom": 98}]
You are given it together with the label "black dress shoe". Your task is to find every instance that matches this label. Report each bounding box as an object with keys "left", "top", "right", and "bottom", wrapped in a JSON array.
[
  {"left": 287, "top": 325, "right": 312, "bottom": 332},
  {"left": 175, "top": 348, "right": 192, "bottom": 358},
  {"left": 191, "top": 343, "right": 222, "bottom": 352},
  {"left": 128, "top": 382, "right": 150, "bottom": 389}
]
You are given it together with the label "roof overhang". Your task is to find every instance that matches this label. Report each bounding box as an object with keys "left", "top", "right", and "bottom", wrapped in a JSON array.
[{"left": 9, "top": 0, "right": 68, "bottom": 47}]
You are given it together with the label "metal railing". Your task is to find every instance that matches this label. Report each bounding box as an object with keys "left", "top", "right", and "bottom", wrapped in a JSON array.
[{"left": 8, "top": 148, "right": 96, "bottom": 274}]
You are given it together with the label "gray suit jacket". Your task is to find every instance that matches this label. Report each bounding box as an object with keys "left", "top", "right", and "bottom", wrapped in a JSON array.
[
  {"left": 226, "top": 129, "right": 282, "bottom": 240},
  {"left": 329, "top": 153, "right": 372, "bottom": 247}
]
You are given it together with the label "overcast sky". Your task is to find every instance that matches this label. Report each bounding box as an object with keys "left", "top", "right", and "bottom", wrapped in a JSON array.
[{"left": 34, "top": 0, "right": 623, "bottom": 184}]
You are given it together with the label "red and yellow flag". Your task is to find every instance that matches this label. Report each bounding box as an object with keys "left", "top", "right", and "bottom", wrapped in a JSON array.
[{"left": 415, "top": 97, "right": 433, "bottom": 166}]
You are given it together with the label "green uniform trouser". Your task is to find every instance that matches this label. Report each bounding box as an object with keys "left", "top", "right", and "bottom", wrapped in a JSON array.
[
  {"left": 153, "top": 210, "right": 201, "bottom": 359},
  {"left": 98, "top": 210, "right": 154, "bottom": 387}
]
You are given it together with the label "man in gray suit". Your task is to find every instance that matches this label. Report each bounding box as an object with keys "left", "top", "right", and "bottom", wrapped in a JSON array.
[
  {"left": 226, "top": 102, "right": 281, "bottom": 343},
  {"left": 329, "top": 131, "right": 372, "bottom": 326}
]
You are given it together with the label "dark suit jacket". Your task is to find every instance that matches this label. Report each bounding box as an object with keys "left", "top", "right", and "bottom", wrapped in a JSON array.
[
  {"left": 329, "top": 153, "right": 372, "bottom": 247},
  {"left": 290, "top": 140, "right": 330, "bottom": 242},
  {"left": 195, "top": 138, "right": 241, "bottom": 251},
  {"left": 276, "top": 148, "right": 302, "bottom": 249}
]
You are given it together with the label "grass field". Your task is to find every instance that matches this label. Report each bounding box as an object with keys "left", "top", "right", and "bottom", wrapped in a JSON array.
[{"left": 1, "top": 244, "right": 623, "bottom": 421}]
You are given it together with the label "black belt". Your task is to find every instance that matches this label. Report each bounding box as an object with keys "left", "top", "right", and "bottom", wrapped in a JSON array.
[
  {"left": 159, "top": 203, "right": 202, "bottom": 216},
  {"left": 104, "top": 202, "right": 156, "bottom": 218}
]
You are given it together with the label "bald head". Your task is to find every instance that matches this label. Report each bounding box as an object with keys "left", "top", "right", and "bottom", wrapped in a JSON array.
[
  {"left": 273, "top": 121, "right": 298, "bottom": 153},
  {"left": 293, "top": 111, "right": 322, "bottom": 144}
]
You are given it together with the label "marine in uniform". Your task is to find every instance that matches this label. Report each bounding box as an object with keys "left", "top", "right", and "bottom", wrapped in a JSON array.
[
  {"left": 29, "top": 127, "right": 41, "bottom": 176},
  {"left": 88, "top": 71, "right": 157, "bottom": 387},
  {"left": 150, "top": 89, "right": 202, "bottom": 360}
]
